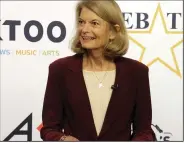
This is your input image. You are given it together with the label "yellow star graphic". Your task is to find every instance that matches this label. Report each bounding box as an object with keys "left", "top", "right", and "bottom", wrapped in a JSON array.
[{"left": 128, "top": 3, "right": 183, "bottom": 78}]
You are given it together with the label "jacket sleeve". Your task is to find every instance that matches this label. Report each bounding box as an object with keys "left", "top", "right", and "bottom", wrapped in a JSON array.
[
  {"left": 40, "top": 63, "right": 65, "bottom": 141},
  {"left": 131, "top": 66, "right": 156, "bottom": 141}
]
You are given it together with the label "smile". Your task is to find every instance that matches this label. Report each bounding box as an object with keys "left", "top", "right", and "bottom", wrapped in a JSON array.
[{"left": 81, "top": 36, "right": 96, "bottom": 40}]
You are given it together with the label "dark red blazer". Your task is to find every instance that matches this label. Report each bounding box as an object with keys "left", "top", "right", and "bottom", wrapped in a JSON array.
[{"left": 40, "top": 54, "right": 156, "bottom": 141}]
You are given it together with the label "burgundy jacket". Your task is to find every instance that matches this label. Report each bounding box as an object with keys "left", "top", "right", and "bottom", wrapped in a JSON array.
[{"left": 40, "top": 54, "right": 156, "bottom": 141}]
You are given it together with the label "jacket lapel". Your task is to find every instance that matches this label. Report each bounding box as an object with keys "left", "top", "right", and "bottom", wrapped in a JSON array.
[
  {"left": 66, "top": 54, "right": 98, "bottom": 138},
  {"left": 98, "top": 57, "right": 123, "bottom": 138}
]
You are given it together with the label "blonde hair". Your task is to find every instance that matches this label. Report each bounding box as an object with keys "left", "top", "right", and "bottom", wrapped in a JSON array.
[{"left": 70, "top": 0, "right": 129, "bottom": 59}]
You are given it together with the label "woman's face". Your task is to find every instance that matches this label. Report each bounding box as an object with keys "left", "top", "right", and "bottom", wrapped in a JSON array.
[{"left": 78, "top": 7, "right": 111, "bottom": 50}]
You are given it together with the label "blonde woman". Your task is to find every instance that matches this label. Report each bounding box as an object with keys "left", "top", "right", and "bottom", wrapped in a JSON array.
[{"left": 41, "top": 0, "right": 156, "bottom": 141}]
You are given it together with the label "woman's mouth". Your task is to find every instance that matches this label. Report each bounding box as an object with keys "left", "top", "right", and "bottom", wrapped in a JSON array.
[{"left": 81, "top": 36, "right": 96, "bottom": 41}]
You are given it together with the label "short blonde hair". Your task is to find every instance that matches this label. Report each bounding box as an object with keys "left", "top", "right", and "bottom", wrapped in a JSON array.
[{"left": 70, "top": 0, "right": 129, "bottom": 59}]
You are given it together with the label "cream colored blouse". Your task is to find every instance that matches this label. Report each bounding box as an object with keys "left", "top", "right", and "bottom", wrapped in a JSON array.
[{"left": 83, "top": 69, "right": 116, "bottom": 135}]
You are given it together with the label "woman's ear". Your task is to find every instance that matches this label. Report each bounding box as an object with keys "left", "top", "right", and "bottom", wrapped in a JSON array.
[
  {"left": 114, "top": 24, "right": 120, "bottom": 32},
  {"left": 109, "top": 24, "right": 120, "bottom": 40}
]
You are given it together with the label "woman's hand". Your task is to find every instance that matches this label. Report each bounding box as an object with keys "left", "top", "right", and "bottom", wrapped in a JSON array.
[{"left": 60, "top": 135, "right": 79, "bottom": 141}]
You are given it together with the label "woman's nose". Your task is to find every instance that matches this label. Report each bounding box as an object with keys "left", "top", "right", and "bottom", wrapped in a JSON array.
[{"left": 81, "top": 23, "right": 90, "bottom": 33}]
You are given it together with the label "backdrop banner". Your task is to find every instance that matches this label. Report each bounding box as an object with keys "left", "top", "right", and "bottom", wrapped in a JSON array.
[{"left": 0, "top": 1, "right": 183, "bottom": 141}]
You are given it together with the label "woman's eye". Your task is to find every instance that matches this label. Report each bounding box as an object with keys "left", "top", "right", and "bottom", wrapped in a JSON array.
[
  {"left": 78, "top": 20, "right": 84, "bottom": 24},
  {"left": 92, "top": 22, "right": 99, "bottom": 26}
]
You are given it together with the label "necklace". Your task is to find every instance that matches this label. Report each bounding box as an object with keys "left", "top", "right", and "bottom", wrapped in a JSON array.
[
  {"left": 92, "top": 62, "right": 110, "bottom": 88},
  {"left": 92, "top": 70, "right": 108, "bottom": 88}
]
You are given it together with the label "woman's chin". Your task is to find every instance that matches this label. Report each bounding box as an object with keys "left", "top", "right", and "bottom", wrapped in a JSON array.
[{"left": 82, "top": 45, "right": 96, "bottom": 50}]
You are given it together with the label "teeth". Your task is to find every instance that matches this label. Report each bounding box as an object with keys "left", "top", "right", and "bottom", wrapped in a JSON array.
[{"left": 82, "top": 36, "right": 95, "bottom": 40}]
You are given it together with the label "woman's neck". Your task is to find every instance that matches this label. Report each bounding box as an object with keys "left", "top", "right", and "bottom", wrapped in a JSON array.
[{"left": 83, "top": 50, "right": 115, "bottom": 71}]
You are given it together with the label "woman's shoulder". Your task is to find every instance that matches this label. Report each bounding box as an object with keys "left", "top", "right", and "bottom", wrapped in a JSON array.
[
  {"left": 49, "top": 54, "right": 82, "bottom": 69},
  {"left": 119, "top": 56, "right": 148, "bottom": 72}
]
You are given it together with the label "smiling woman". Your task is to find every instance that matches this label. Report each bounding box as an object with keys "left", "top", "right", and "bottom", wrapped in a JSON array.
[
  {"left": 71, "top": 0, "right": 128, "bottom": 59},
  {"left": 40, "top": 0, "right": 156, "bottom": 141}
]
